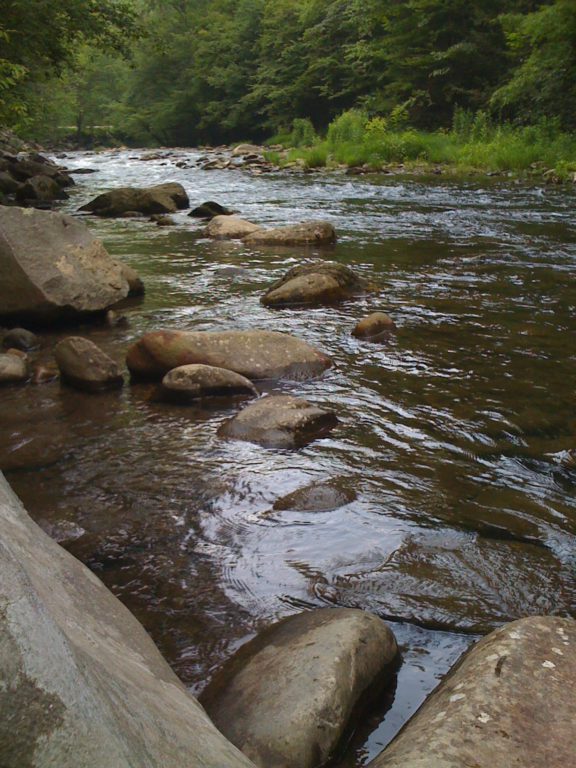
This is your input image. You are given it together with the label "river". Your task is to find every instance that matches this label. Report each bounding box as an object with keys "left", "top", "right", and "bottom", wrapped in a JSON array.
[{"left": 2, "top": 148, "right": 575, "bottom": 764}]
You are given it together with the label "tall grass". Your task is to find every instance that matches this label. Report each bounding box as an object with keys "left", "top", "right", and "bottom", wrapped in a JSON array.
[{"left": 273, "top": 108, "right": 576, "bottom": 176}]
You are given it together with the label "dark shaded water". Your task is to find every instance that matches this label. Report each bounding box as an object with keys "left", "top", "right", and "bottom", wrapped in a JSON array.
[{"left": 2, "top": 149, "right": 575, "bottom": 763}]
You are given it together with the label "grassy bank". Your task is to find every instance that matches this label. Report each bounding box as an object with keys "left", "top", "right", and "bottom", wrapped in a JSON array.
[{"left": 265, "top": 111, "right": 576, "bottom": 181}]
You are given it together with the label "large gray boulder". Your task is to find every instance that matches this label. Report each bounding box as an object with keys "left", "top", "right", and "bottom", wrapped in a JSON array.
[
  {"left": 243, "top": 221, "right": 336, "bottom": 247},
  {"left": 0, "top": 472, "right": 257, "bottom": 768},
  {"left": 0, "top": 207, "right": 129, "bottom": 322},
  {"left": 217, "top": 394, "right": 338, "bottom": 448},
  {"left": 79, "top": 182, "right": 189, "bottom": 217},
  {"left": 200, "top": 608, "right": 398, "bottom": 768},
  {"left": 126, "top": 330, "right": 332, "bottom": 382},
  {"left": 261, "top": 261, "right": 369, "bottom": 308},
  {"left": 368, "top": 616, "right": 576, "bottom": 768}
]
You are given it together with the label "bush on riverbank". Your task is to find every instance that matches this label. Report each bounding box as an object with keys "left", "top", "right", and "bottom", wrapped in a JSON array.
[{"left": 267, "top": 109, "right": 576, "bottom": 179}]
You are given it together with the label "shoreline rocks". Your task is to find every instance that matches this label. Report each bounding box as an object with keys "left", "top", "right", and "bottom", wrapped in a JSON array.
[
  {"left": 217, "top": 395, "right": 338, "bottom": 448},
  {"left": 200, "top": 608, "right": 398, "bottom": 768},
  {"left": 126, "top": 330, "right": 332, "bottom": 382},
  {"left": 0, "top": 207, "right": 130, "bottom": 322}
]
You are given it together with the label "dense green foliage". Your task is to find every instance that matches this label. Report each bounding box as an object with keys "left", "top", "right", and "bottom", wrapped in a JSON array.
[{"left": 1, "top": 0, "right": 575, "bottom": 160}]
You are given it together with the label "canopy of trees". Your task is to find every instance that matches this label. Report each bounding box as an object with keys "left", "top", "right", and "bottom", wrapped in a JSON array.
[{"left": 1, "top": 0, "right": 574, "bottom": 144}]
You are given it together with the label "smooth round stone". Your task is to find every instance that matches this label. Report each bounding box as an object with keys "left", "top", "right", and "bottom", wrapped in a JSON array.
[
  {"left": 162, "top": 364, "right": 257, "bottom": 401},
  {"left": 54, "top": 337, "right": 124, "bottom": 392},
  {"left": 2, "top": 328, "right": 39, "bottom": 351},
  {"left": 352, "top": 312, "right": 396, "bottom": 339},
  {"left": 261, "top": 261, "right": 368, "bottom": 308}
]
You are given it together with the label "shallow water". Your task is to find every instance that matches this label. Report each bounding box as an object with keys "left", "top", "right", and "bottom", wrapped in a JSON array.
[{"left": 2, "top": 149, "right": 575, "bottom": 763}]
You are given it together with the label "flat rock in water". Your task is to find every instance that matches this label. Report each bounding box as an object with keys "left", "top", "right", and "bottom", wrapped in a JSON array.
[
  {"left": 262, "top": 261, "right": 369, "bottom": 307},
  {"left": 205, "top": 215, "right": 262, "bottom": 239},
  {"left": 273, "top": 480, "right": 357, "bottom": 512},
  {"left": 0, "top": 207, "right": 129, "bottom": 322},
  {"left": 54, "top": 337, "right": 124, "bottom": 392},
  {"left": 79, "top": 182, "right": 189, "bottom": 217},
  {"left": 217, "top": 394, "right": 338, "bottom": 448},
  {"left": 243, "top": 220, "right": 336, "bottom": 246},
  {"left": 352, "top": 312, "right": 396, "bottom": 339},
  {"left": 200, "top": 608, "right": 398, "bottom": 768},
  {"left": 126, "top": 330, "right": 331, "bottom": 382},
  {"left": 162, "top": 364, "right": 257, "bottom": 401},
  {"left": 0, "top": 472, "right": 257, "bottom": 768},
  {"left": 367, "top": 616, "right": 576, "bottom": 768},
  {"left": 0, "top": 353, "right": 27, "bottom": 384}
]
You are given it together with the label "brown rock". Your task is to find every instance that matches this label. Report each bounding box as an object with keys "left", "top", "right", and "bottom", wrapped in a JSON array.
[
  {"left": 0, "top": 353, "right": 27, "bottom": 384},
  {"left": 205, "top": 216, "right": 262, "bottom": 239},
  {"left": 243, "top": 220, "right": 336, "bottom": 247},
  {"left": 217, "top": 395, "right": 338, "bottom": 448},
  {"left": 200, "top": 609, "right": 398, "bottom": 768},
  {"left": 54, "top": 337, "right": 123, "bottom": 392},
  {"left": 126, "top": 330, "right": 331, "bottom": 382},
  {"left": 162, "top": 364, "right": 258, "bottom": 401},
  {"left": 352, "top": 312, "right": 396, "bottom": 339},
  {"left": 368, "top": 616, "right": 576, "bottom": 768},
  {"left": 262, "top": 261, "right": 369, "bottom": 307},
  {"left": 273, "top": 480, "right": 357, "bottom": 512},
  {"left": 16, "top": 175, "right": 69, "bottom": 204},
  {"left": 79, "top": 182, "right": 189, "bottom": 217}
]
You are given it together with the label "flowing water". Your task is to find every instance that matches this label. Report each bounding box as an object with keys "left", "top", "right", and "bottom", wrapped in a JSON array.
[{"left": 2, "top": 149, "right": 576, "bottom": 763}]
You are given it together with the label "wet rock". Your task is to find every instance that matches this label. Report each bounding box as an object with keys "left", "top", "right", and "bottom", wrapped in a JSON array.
[
  {"left": 31, "top": 363, "right": 59, "bottom": 385},
  {"left": 205, "top": 215, "right": 263, "bottom": 239},
  {"left": 217, "top": 395, "right": 338, "bottom": 448},
  {"left": 127, "top": 330, "right": 331, "bottom": 382},
  {"left": 190, "top": 201, "right": 234, "bottom": 219},
  {"left": 116, "top": 262, "right": 145, "bottom": 296},
  {"left": 368, "top": 616, "right": 576, "bottom": 768},
  {"left": 0, "top": 353, "right": 28, "bottom": 384},
  {"left": 79, "top": 182, "right": 189, "bottom": 217},
  {"left": 273, "top": 480, "right": 357, "bottom": 512},
  {"left": 201, "top": 608, "right": 398, "bottom": 768},
  {"left": 352, "top": 312, "right": 396, "bottom": 340},
  {"left": 243, "top": 220, "right": 337, "bottom": 247},
  {"left": 162, "top": 364, "right": 258, "bottom": 402},
  {"left": 153, "top": 215, "right": 176, "bottom": 226},
  {"left": 262, "top": 261, "right": 369, "bottom": 307},
  {"left": 0, "top": 171, "right": 19, "bottom": 195},
  {"left": 232, "top": 144, "right": 263, "bottom": 156},
  {"left": 0, "top": 472, "right": 258, "bottom": 768},
  {"left": 16, "top": 174, "right": 69, "bottom": 205},
  {"left": 38, "top": 519, "right": 88, "bottom": 546},
  {"left": 105, "top": 310, "right": 130, "bottom": 329},
  {"left": 2, "top": 328, "right": 38, "bottom": 351},
  {"left": 54, "top": 337, "right": 124, "bottom": 392},
  {"left": 0, "top": 207, "right": 129, "bottom": 322}
]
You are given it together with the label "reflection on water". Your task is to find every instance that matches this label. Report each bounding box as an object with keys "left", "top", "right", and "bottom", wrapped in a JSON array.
[{"left": 2, "top": 149, "right": 575, "bottom": 763}]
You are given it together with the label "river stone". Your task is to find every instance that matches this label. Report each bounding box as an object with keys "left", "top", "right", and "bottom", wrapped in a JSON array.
[
  {"left": 162, "top": 364, "right": 257, "bottom": 401},
  {"left": 2, "top": 327, "right": 38, "bottom": 351},
  {"left": 368, "top": 616, "right": 576, "bottom": 768},
  {"left": 352, "top": 312, "right": 396, "bottom": 340},
  {"left": 54, "top": 337, "right": 124, "bottom": 391},
  {"left": 0, "top": 353, "right": 27, "bottom": 384},
  {"left": 115, "top": 261, "right": 145, "bottom": 296},
  {"left": 262, "top": 261, "right": 368, "bottom": 307},
  {"left": 190, "top": 201, "right": 234, "bottom": 219},
  {"left": 243, "top": 221, "right": 336, "bottom": 247},
  {"left": 16, "top": 174, "right": 68, "bottom": 204},
  {"left": 200, "top": 608, "right": 398, "bottom": 768},
  {"left": 205, "top": 215, "right": 263, "bottom": 239},
  {"left": 79, "top": 182, "right": 189, "bottom": 217},
  {"left": 0, "top": 170, "right": 19, "bottom": 194},
  {"left": 232, "top": 144, "right": 263, "bottom": 156},
  {"left": 0, "top": 472, "right": 258, "bottom": 768},
  {"left": 126, "top": 330, "right": 331, "bottom": 382},
  {"left": 273, "top": 480, "right": 357, "bottom": 512},
  {"left": 0, "top": 207, "right": 129, "bottom": 321},
  {"left": 217, "top": 395, "right": 338, "bottom": 448}
]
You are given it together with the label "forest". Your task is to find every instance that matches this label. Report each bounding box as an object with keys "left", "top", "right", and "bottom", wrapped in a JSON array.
[{"left": 1, "top": 0, "right": 575, "bottom": 172}]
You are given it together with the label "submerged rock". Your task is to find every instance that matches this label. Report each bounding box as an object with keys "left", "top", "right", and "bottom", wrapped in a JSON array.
[
  {"left": 262, "top": 261, "right": 369, "bottom": 307},
  {"left": 273, "top": 480, "right": 357, "bottom": 512},
  {"left": 0, "top": 472, "right": 257, "bottom": 768},
  {"left": 126, "top": 330, "right": 331, "bottom": 382},
  {"left": 79, "top": 182, "right": 189, "bottom": 217},
  {"left": 116, "top": 262, "right": 145, "bottom": 296},
  {"left": 200, "top": 608, "right": 398, "bottom": 768},
  {"left": 243, "top": 220, "right": 336, "bottom": 246},
  {"left": 0, "top": 207, "right": 129, "bottom": 322},
  {"left": 205, "top": 215, "right": 262, "bottom": 239},
  {"left": 162, "top": 364, "right": 257, "bottom": 401},
  {"left": 368, "top": 616, "right": 576, "bottom": 768},
  {"left": 0, "top": 353, "right": 27, "bottom": 384},
  {"left": 352, "top": 312, "right": 396, "bottom": 340},
  {"left": 1, "top": 328, "right": 38, "bottom": 351},
  {"left": 54, "top": 337, "right": 124, "bottom": 392},
  {"left": 217, "top": 395, "right": 338, "bottom": 448}
]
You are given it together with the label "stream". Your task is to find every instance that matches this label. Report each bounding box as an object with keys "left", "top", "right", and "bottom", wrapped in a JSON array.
[{"left": 2, "top": 148, "right": 575, "bottom": 764}]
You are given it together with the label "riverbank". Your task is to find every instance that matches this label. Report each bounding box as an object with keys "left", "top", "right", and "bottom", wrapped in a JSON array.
[{"left": 263, "top": 112, "right": 576, "bottom": 183}]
